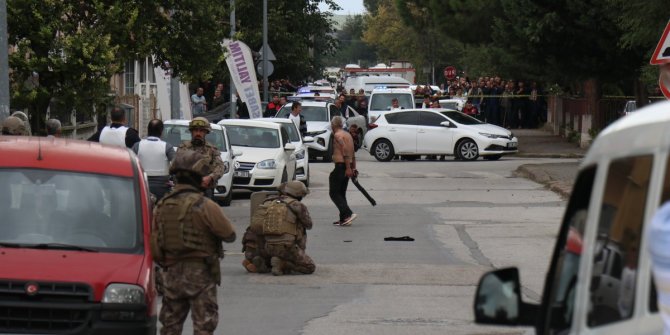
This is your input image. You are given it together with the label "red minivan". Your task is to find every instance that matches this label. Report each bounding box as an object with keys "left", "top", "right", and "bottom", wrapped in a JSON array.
[{"left": 0, "top": 137, "right": 157, "bottom": 334}]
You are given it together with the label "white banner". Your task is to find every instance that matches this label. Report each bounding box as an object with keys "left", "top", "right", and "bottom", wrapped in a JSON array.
[{"left": 223, "top": 39, "right": 263, "bottom": 119}]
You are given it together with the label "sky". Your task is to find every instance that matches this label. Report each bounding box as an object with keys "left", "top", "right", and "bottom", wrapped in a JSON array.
[{"left": 319, "top": 1, "right": 366, "bottom": 15}]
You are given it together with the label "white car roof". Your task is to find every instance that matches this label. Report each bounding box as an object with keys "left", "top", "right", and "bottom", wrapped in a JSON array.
[
  {"left": 218, "top": 119, "right": 282, "bottom": 130},
  {"left": 164, "top": 119, "right": 224, "bottom": 130},
  {"left": 257, "top": 117, "right": 291, "bottom": 124},
  {"left": 284, "top": 100, "right": 330, "bottom": 107},
  {"left": 370, "top": 87, "right": 413, "bottom": 94}
]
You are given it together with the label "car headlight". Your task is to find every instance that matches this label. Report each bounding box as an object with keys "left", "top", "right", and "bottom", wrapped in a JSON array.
[
  {"left": 305, "top": 130, "right": 327, "bottom": 136},
  {"left": 101, "top": 284, "right": 146, "bottom": 321},
  {"left": 257, "top": 159, "right": 277, "bottom": 169},
  {"left": 295, "top": 149, "right": 305, "bottom": 160},
  {"left": 479, "top": 132, "right": 505, "bottom": 139},
  {"left": 223, "top": 161, "right": 230, "bottom": 174},
  {"left": 103, "top": 284, "right": 145, "bottom": 304}
]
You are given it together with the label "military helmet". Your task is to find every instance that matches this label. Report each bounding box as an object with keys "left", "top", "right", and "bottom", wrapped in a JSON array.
[
  {"left": 1, "top": 116, "right": 27, "bottom": 136},
  {"left": 189, "top": 117, "right": 211, "bottom": 133},
  {"left": 280, "top": 181, "right": 309, "bottom": 198},
  {"left": 169, "top": 150, "right": 211, "bottom": 177}
]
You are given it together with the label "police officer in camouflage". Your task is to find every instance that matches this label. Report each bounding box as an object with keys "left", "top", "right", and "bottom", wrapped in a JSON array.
[
  {"left": 246, "top": 181, "right": 315, "bottom": 276},
  {"left": 179, "top": 117, "right": 225, "bottom": 199},
  {"left": 152, "top": 150, "right": 236, "bottom": 335}
]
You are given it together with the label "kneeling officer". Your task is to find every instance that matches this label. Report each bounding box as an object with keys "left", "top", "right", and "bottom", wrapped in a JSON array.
[
  {"left": 152, "top": 150, "right": 236, "bottom": 335},
  {"left": 248, "top": 181, "right": 315, "bottom": 276}
]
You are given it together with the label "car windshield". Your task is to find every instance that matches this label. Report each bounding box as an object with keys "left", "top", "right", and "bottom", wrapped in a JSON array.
[
  {"left": 370, "top": 93, "right": 414, "bottom": 110},
  {"left": 441, "top": 111, "right": 484, "bottom": 125},
  {"left": 226, "top": 125, "right": 281, "bottom": 148},
  {"left": 162, "top": 124, "right": 227, "bottom": 152},
  {"left": 0, "top": 169, "right": 141, "bottom": 253},
  {"left": 277, "top": 105, "right": 329, "bottom": 122}
]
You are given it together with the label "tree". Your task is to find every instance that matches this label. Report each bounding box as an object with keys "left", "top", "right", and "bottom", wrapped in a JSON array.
[
  {"left": 8, "top": 0, "right": 231, "bottom": 130},
  {"left": 323, "top": 14, "right": 377, "bottom": 67},
  {"left": 233, "top": 0, "right": 341, "bottom": 82}
]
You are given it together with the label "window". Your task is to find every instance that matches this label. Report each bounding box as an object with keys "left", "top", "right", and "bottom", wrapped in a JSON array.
[
  {"left": 162, "top": 125, "right": 227, "bottom": 152},
  {"left": 124, "top": 60, "right": 135, "bottom": 95},
  {"left": 418, "top": 111, "right": 447, "bottom": 126},
  {"left": 588, "top": 155, "right": 653, "bottom": 327},
  {"left": 544, "top": 166, "right": 595, "bottom": 334},
  {"left": 385, "top": 111, "right": 418, "bottom": 125},
  {"left": 649, "top": 154, "right": 670, "bottom": 313},
  {"left": 0, "top": 169, "right": 141, "bottom": 253},
  {"left": 225, "top": 125, "right": 280, "bottom": 149}
]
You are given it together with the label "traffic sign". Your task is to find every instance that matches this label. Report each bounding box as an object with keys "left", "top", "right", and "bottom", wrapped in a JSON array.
[
  {"left": 651, "top": 20, "right": 670, "bottom": 65},
  {"left": 661, "top": 66, "right": 670, "bottom": 99},
  {"left": 257, "top": 60, "right": 274, "bottom": 77},
  {"left": 443, "top": 66, "right": 456, "bottom": 79}
]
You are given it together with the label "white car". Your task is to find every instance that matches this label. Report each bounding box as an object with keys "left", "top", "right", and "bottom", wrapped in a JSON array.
[
  {"left": 162, "top": 120, "right": 238, "bottom": 206},
  {"left": 367, "top": 87, "right": 415, "bottom": 123},
  {"left": 362, "top": 109, "right": 518, "bottom": 161},
  {"left": 276, "top": 99, "right": 367, "bottom": 162},
  {"left": 218, "top": 119, "right": 297, "bottom": 190},
  {"left": 258, "top": 118, "right": 314, "bottom": 186}
]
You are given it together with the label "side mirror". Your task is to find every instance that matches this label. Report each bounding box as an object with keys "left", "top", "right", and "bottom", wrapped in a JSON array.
[
  {"left": 440, "top": 121, "right": 453, "bottom": 128},
  {"left": 303, "top": 136, "right": 315, "bottom": 143},
  {"left": 232, "top": 149, "right": 243, "bottom": 158},
  {"left": 284, "top": 143, "right": 296, "bottom": 151},
  {"left": 474, "top": 267, "right": 537, "bottom": 326}
]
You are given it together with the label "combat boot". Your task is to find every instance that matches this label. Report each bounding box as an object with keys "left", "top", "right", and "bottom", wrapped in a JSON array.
[
  {"left": 271, "top": 257, "right": 285, "bottom": 276},
  {"left": 252, "top": 256, "right": 270, "bottom": 273}
]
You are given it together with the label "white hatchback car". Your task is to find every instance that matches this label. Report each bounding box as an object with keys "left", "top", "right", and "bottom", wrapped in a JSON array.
[
  {"left": 162, "top": 120, "right": 237, "bottom": 206},
  {"left": 258, "top": 118, "right": 314, "bottom": 186},
  {"left": 362, "top": 109, "right": 518, "bottom": 161},
  {"left": 218, "top": 119, "right": 297, "bottom": 190},
  {"left": 276, "top": 99, "right": 367, "bottom": 161}
]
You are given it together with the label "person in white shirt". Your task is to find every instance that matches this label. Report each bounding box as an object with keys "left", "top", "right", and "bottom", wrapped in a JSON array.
[
  {"left": 89, "top": 107, "right": 141, "bottom": 148},
  {"left": 132, "top": 119, "right": 176, "bottom": 201},
  {"left": 191, "top": 87, "right": 208, "bottom": 115},
  {"left": 287, "top": 101, "right": 306, "bottom": 137}
]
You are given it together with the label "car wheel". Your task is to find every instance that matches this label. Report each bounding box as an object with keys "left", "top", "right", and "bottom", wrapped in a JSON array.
[
  {"left": 457, "top": 139, "right": 479, "bottom": 161},
  {"left": 483, "top": 154, "right": 502, "bottom": 161},
  {"left": 373, "top": 139, "right": 395, "bottom": 162},
  {"left": 218, "top": 189, "right": 233, "bottom": 206}
]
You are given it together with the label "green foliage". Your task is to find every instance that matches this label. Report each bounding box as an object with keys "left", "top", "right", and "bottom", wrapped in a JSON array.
[{"left": 323, "top": 15, "right": 377, "bottom": 67}]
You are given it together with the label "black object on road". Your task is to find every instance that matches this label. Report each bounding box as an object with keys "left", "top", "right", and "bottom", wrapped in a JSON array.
[
  {"left": 384, "top": 236, "right": 415, "bottom": 241},
  {"left": 351, "top": 175, "right": 376, "bottom": 206}
]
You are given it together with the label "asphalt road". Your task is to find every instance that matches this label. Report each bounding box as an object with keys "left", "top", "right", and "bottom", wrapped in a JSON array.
[{"left": 159, "top": 153, "right": 581, "bottom": 335}]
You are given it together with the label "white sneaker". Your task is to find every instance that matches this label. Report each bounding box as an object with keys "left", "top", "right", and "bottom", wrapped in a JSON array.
[{"left": 341, "top": 213, "right": 358, "bottom": 226}]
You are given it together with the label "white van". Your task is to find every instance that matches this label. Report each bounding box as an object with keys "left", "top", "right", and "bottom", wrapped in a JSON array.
[
  {"left": 474, "top": 100, "right": 670, "bottom": 334},
  {"left": 344, "top": 75, "right": 411, "bottom": 95},
  {"left": 367, "top": 87, "right": 415, "bottom": 123}
]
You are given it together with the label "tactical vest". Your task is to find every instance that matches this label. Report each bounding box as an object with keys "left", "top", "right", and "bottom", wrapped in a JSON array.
[
  {"left": 99, "top": 125, "right": 128, "bottom": 148},
  {"left": 250, "top": 198, "right": 298, "bottom": 236},
  {"left": 137, "top": 138, "right": 170, "bottom": 176},
  {"left": 153, "top": 190, "right": 218, "bottom": 258}
]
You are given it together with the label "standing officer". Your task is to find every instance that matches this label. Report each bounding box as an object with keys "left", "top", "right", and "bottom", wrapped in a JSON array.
[
  {"left": 132, "top": 119, "right": 175, "bottom": 201},
  {"left": 89, "top": 107, "right": 141, "bottom": 148},
  {"left": 152, "top": 150, "right": 236, "bottom": 335},
  {"left": 179, "top": 117, "right": 224, "bottom": 199},
  {"left": 257, "top": 181, "right": 315, "bottom": 276}
]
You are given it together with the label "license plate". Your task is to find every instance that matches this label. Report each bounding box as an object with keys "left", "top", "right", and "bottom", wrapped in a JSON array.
[
  {"left": 507, "top": 142, "right": 518, "bottom": 148},
  {"left": 234, "top": 171, "right": 249, "bottom": 177}
]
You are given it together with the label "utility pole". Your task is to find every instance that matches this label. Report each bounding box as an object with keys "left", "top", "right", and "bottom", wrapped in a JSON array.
[
  {"left": 262, "top": 0, "right": 268, "bottom": 102},
  {"left": 0, "top": 0, "right": 10, "bottom": 122},
  {"left": 229, "top": 0, "right": 236, "bottom": 118}
]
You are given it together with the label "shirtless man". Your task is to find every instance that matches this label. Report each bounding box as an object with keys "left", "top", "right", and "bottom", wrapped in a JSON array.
[{"left": 329, "top": 117, "right": 357, "bottom": 226}]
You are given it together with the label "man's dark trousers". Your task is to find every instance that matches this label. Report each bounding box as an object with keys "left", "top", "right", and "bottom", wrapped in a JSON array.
[{"left": 329, "top": 163, "right": 352, "bottom": 222}]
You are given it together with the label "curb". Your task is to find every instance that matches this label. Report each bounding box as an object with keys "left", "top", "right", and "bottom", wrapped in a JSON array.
[
  {"left": 515, "top": 164, "right": 573, "bottom": 199},
  {"left": 514, "top": 152, "right": 585, "bottom": 159}
]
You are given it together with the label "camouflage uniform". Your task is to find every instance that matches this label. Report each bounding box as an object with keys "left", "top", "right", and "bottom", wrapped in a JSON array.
[
  {"left": 178, "top": 141, "right": 224, "bottom": 191},
  {"left": 153, "top": 151, "right": 235, "bottom": 335},
  {"left": 264, "top": 193, "right": 315, "bottom": 275}
]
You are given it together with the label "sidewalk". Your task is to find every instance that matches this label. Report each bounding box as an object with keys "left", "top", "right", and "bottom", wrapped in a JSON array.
[{"left": 512, "top": 129, "right": 586, "bottom": 198}]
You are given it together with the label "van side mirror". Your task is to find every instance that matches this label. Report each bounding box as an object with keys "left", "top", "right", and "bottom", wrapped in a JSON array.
[{"left": 474, "top": 267, "right": 537, "bottom": 326}]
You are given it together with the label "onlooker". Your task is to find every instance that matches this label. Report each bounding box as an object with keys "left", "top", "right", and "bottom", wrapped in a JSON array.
[
  {"left": 287, "top": 101, "right": 307, "bottom": 137},
  {"left": 132, "top": 119, "right": 175, "bottom": 201},
  {"left": 211, "top": 89, "right": 225, "bottom": 110},
  {"left": 88, "top": 107, "right": 141, "bottom": 149},
  {"left": 1, "top": 116, "right": 28, "bottom": 136},
  {"left": 329, "top": 116, "right": 357, "bottom": 226},
  {"left": 191, "top": 87, "right": 207, "bottom": 115},
  {"left": 265, "top": 94, "right": 282, "bottom": 117},
  {"left": 46, "top": 118, "right": 62, "bottom": 138}
]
